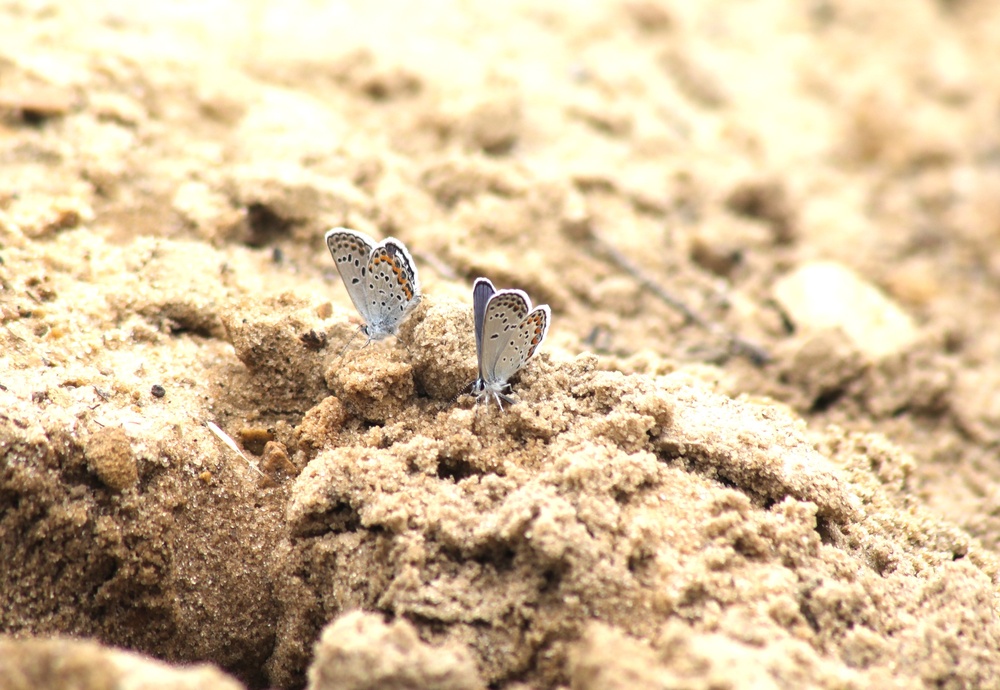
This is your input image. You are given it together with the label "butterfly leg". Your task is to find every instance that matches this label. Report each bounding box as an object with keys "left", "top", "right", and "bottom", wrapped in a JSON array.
[{"left": 498, "top": 383, "right": 517, "bottom": 408}]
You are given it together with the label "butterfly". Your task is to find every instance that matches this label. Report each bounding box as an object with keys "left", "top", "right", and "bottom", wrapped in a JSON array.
[
  {"left": 471, "top": 277, "right": 551, "bottom": 408},
  {"left": 325, "top": 227, "right": 421, "bottom": 342}
]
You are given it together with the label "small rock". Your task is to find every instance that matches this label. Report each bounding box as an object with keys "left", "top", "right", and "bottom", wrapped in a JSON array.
[
  {"left": 262, "top": 441, "right": 298, "bottom": 477},
  {"left": 85, "top": 427, "right": 138, "bottom": 491},
  {"left": 773, "top": 261, "right": 917, "bottom": 360},
  {"left": 299, "top": 329, "right": 329, "bottom": 350},
  {"left": 239, "top": 427, "right": 273, "bottom": 456}
]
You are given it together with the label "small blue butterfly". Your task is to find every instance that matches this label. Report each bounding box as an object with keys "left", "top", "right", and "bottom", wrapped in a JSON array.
[
  {"left": 325, "top": 228, "right": 421, "bottom": 342},
  {"left": 471, "top": 277, "right": 550, "bottom": 408}
]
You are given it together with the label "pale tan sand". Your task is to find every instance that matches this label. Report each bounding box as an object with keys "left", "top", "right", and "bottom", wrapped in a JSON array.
[{"left": 3, "top": 2, "right": 1000, "bottom": 689}]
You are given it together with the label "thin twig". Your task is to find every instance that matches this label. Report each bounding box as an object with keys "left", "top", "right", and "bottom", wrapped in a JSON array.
[{"left": 591, "top": 232, "right": 771, "bottom": 366}]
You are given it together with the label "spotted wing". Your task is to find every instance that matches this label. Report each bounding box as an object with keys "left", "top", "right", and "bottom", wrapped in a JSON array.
[
  {"left": 325, "top": 228, "right": 376, "bottom": 318},
  {"left": 363, "top": 238, "right": 421, "bottom": 338},
  {"left": 479, "top": 289, "right": 532, "bottom": 385},
  {"left": 472, "top": 277, "right": 496, "bottom": 373},
  {"left": 507, "top": 305, "right": 550, "bottom": 374}
]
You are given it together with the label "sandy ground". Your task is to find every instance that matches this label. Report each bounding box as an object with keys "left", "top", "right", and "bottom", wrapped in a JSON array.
[{"left": 3, "top": 0, "right": 1000, "bottom": 688}]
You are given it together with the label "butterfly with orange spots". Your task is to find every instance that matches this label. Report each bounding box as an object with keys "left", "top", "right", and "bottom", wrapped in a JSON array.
[{"left": 325, "top": 228, "right": 421, "bottom": 343}]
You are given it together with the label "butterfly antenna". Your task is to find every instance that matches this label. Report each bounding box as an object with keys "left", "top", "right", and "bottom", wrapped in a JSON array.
[
  {"left": 451, "top": 380, "right": 475, "bottom": 407},
  {"left": 336, "top": 326, "right": 364, "bottom": 362}
]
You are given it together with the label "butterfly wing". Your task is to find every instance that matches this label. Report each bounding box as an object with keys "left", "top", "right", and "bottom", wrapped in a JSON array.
[
  {"left": 509, "top": 305, "right": 550, "bottom": 373},
  {"left": 384, "top": 239, "right": 420, "bottom": 301},
  {"left": 364, "top": 238, "right": 421, "bottom": 338},
  {"left": 325, "top": 228, "right": 376, "bottom": 319},
  {"left": 472, "top": 278, "right": 496, "bottom": 375},
  {"left": 480, "top": 289, "right": 531, "bottom": 385}
]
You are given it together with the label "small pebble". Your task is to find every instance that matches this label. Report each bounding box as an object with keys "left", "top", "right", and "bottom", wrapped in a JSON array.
[
  {"left": 262, "top": 441, "right": 298, "bottom": 477},
  {"left": 85, "top": 427, "right": 138, "bottom": 491},
  {"left": 151, "top": 384, "right": 166, "bottom": 398},
  {"left": 773, "top": 261, "right": 917, "bottom": 360},
  {"left": 239, "top": 427, "right": 274, "bottom": 456},
  {"left": 299, "top": 329, "right": 328, "bottom": 350}
]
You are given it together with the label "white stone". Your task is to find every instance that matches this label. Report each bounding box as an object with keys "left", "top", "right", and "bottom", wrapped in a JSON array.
[{"left": 773, "top": 261, "right": 917, "bottom": 359}]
